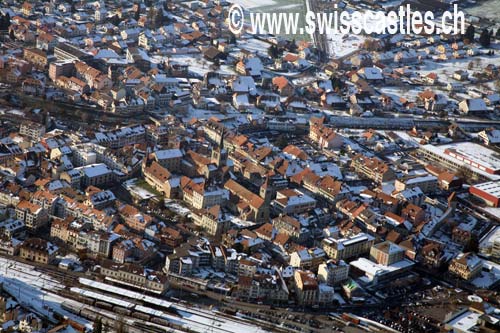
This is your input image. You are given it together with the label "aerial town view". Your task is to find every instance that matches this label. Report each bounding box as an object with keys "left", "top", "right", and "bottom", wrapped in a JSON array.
[{"left": 0, "top": 0, "right": 499, "bottom": 332}]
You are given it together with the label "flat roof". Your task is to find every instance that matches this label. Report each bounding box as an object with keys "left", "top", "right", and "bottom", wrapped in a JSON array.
[
  {"left": 350, "top": 257, "right": 414, "bottom": 278},
  {"left": 472, "top": 181, "right": 500, "bottom": 199},
  {"left": 444, "top": 142, "right": 500, "bottom": 173},
  {"left": 446, "top": 310, "right": 481, "bottom": 332},
  {"left": 421, "top": 144, "right": 500, "bottom": 181}
]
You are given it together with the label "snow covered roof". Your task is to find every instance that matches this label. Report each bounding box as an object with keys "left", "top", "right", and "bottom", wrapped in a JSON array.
[{"left": 154, "top": 148, "right": 183, "bottom": 160}]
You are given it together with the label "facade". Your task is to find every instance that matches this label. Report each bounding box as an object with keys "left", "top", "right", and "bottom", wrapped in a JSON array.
[
  {"left": 19, "top": 121, "right": 46, "bottom": 141},
  {"left": 317, "top": 259, "right": 350, "bottom": 286},
  {"left": 192, "top": 205, "right": 231, "bottom": 237},
  {"left": 15, "top": 201, "right": 48, "bottom": 231},
  {"left": 271, "top": 189, "right": 316, "bottom": 215},
  {"left": 290, "top": 248, "right": 326, "bottom": 271},
  {"left": 469, "top": 181, "right": 500, "bottom": 207},
  {"left": 448, "top": 252, "right": 483, "bottom": 281},
  {"left": 100, "top": 261, "right": 169, "bottom": 293},
  {"left": 20, "top": 238, "right": 58, "bottom": 264},
  {"left": 369, "top": 241, "right": 405, "bottom": 266},
  {"left": 351, "top": 154, "right": 396, "bottom": 183},
  {"left": 153, "top": 149, "right": 183, "bottom": 172},
  {"left": 322, "top": 233, "right": 375, "bottom": 261},
  {"left": 294, "top": 270, "right": 318, "bottom": 306}
]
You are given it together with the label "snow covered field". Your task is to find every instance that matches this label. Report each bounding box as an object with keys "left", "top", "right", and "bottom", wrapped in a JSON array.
[
  {"left": 168, "top": 54, "right": 236, "bottom": 77},
  {"left": 466, "top": 0, "right": 500, "bottom": 23},
  {"left": 229, "top": 0, "right": 276, "bottom": 9}
]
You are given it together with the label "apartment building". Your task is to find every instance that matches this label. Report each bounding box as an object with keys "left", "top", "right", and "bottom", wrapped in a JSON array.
[
  {"left": 94, "top": 125, "right": 146, "bottom": 149},
  {"left": 20, "top": 238, "right": 58, "bottom": 264},
  {"left": 271, "top": 189, "right": 316, "bottom": 215},
  {"left": 23, "top": 48, "right": 48, "bottom": 69},
  {"left": 143, "top": 160, "right": 172, "bottom": 194},
  {"left": 272, "top": 215, "right": 307, "bottom": 242},
  {"left": 192, "top": 205, "right": 231, "bottom": 237},
  {"left": 15, "top": 201, "right": 48, "bottom": 231},
  {"left": 153, "top": 148, "right": 183, "bottom": 172},
  {"left": 309, "top": 117, "right": 344, "bottom": 149},
  {"left": 394, "top": 174, "right": 438, "bottom": 194},
  {"left": 448, "top": 252, "right": 483, "bottom": 281},
  {"left": 351, "top": 154, "right": 396, "bottom": 183},
  {"left": 294, "top": 270, "right": 318, "bottom": 306},
  {"left": 322, "top": 233, "right": 375, "bottom": 261},
  {"left": 369, "top": 241, "right": 405, "bottom": 266},
  {"left": 19, "top": 121, "right": 46, "bottom": 141},
  {"left": 317, "top": 259, "right": 350, "bottom": 286},
  {"left": 100, "top": 261, "right": 169, "bottom": 294},
  {"left": 75, "top": 163, "right": 113, "bottom": 188},
  {"left": 290, "top": 248, "right": 326, "bottom": 272}
]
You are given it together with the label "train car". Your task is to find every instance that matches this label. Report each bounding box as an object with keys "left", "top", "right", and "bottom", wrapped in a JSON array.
[
  {"left": 131, "top": 311, "right": 150, "bottom": 321},
  {"left": 95, "top": 301, "right": 114, "bottom": 311},
  {"left": 151, "top": 317, "right": 170, "bottom": 326},
  {"left": 80, "top": 308, "right": 99, "bottom": 321},
  {"left": 113, "top": 306, "right": 132, "bottom": 316},
  {"left": 342, "top": 313, "right": 360, "bottom": 325},
  {"left": 76, "top": 295, "right": 95, "bottom": 306}
]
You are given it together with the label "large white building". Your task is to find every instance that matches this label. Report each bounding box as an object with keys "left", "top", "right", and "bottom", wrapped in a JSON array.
[{"left": 419, "top": 143, "right": 500, "bottom": 182}]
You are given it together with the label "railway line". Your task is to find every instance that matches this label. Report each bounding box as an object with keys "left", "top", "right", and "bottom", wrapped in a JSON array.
[{"left": 0, "top": 255, "right": 270, "bottom": 332}]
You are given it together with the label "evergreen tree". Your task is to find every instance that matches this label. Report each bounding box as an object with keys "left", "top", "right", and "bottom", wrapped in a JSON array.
[
  {"left": 275, "top": 135, "right": 288, "bottom": 149},
  {"left": 479, "top": 29, "right": 491, "bottom": 48},
  {"left": 0, "top": 13, "right": 11, "bottom": 30},
  {"left": 134, "top": 4, "right": 141, "bottom": 21},
  {"left": 154, "top": 8, "right": 165, "bottom": 28},
  {"left": 229, "top": 34, "right": 236, "bottom": 45},
  {"left": 115, "top": 316, "right": 125, "bottom": 333},
  {"left": 463, "top": 25, "right": 475, "bottom": 43},
  {"left": 330, "top": 76, "right": 344, "bottom": 92},
  {"left": 268, "top": 44, "right": 279, "bottom": 59},
  {"left": 93, "top": 317, "right": 103, "bottom": 333},
  {"left": 147, "top": 8, "right": 156, "bottom": 27}
]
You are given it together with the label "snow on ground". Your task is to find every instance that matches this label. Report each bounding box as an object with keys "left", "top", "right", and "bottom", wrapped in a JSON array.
[
  {"left": 164, "top": 199, "right": 192, "bottom": 216},
  {"left": 466, "top": 0, "right": 500, "bottom": 23},
  {"left": 0, "top": 257, "right": 90, "bottom": 328},
  {"left": 393, "top": 131, "right": 422, "bottom": 148},
  {"left": 123, "top": 178, "right": 157, "bottom": 200},
  {"left": 379, "top": 86, "right": 425, "bottom": 104},
  {"left": 6, "top": 109, "right": 25, "bottom": 116},
  {"left": 79, "top": 278, "right": 268, "bottom": 333},
  {"left": 418, "top": 55, "right": 500, "bottom": 86},
  {"left": 471, "top": 261, "right": 500, "bottom": 289},
  {"left": 481, "top": 207, "right": 500, "bottom": 220},
  {"left": 0, "top": 258, "right": 63, "bottom": 291},
  {"left": 326, "top": 32, "right": 366, "bottom": 58},
  {"left": 227, "top": 214, "right": 257, "bottom": 228},
  {"left": 168, "top": 54, "right": 235, "bottom": 77},
  {"left": 229, "top": 0, "right": 276, "bottom": 9},
  {"left": 237, "top": 38, "right": 272, "bottom": 58}
]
